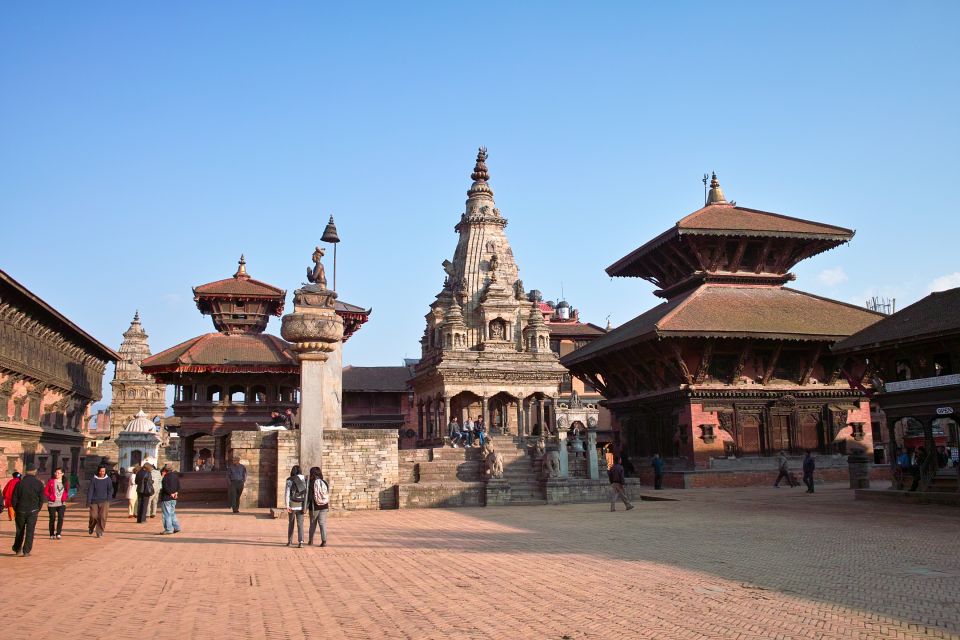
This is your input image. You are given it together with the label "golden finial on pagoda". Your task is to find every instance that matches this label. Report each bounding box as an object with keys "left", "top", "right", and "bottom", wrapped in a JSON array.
[
  {"left": 706, "top": 172, "right": 728, "bottom": 205},
  {"left": 234, "top": 254, "right": 249, "bottom": 278}
]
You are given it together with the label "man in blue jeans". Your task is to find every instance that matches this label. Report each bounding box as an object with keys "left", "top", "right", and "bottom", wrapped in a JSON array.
[{"left": 159, "top": 465, "right": 181, "bottom": 535}]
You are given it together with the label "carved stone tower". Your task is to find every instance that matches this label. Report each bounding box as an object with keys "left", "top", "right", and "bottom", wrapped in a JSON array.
[
  {"left": 109, "top": 311, "right": 167, "bottom": 438},
  {"left": 412, "top": 148, "right": 566, "bottom": 441}
]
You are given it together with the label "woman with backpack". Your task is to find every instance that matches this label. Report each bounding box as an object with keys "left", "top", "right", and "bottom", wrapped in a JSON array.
[
  {"left": 307, "top": 466, "right": 330, "bottom": 547},
  {"left": 45, "top": 466, "right": 69, "bottom": 540},
  {"left": 284, "top": 465, "right": 307, "bottom": 548}
]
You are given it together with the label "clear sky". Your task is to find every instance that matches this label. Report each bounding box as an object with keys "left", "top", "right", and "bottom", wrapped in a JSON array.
[{"left": 2, "top": 2, "right": 958, "bottom": 411}]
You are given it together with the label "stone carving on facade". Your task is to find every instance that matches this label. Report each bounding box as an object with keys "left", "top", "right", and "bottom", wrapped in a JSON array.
[
  {"left": 513, "top": 279, "right": 524, "bottom": 300},
  {"left": 586, "top": 415, "right": 598, "bottom": 429},
  {"left": 484, "top": 444, "right": 504, "bottom": 479},
  {"left": 306, "top": 247, "right": 328, "bottom": 290},
  {"left": 534, "top": 437, "right": 546, "bottom": 458},
  {"left": 542, "top": 450, "right": 561, "bottom": 478}
]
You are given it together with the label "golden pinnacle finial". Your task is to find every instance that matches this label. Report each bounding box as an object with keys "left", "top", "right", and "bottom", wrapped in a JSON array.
[
  {"left": 706, "top": 172, "right": 728, "bottom": 205},
  {"left": 234, "top": 254, "right": 249, "bottom": 278},
  {"left": 471, "top": 146, "right": 489, "bottom": 182}
]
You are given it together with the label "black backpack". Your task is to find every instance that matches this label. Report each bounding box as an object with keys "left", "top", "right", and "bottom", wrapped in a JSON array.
[{"left": 289, "top": 476, "right": 306, "bottom": 504}]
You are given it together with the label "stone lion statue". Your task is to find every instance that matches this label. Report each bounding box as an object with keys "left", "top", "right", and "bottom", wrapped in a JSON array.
[
  {"left": 542, "top": 450, "right": 561, "bottom": 478},
  {"left": 534, "top": 437, "right": 546, "bottom": 458},
  {"left": 485, "top": 446, "right": 504, "bottom": 479}
]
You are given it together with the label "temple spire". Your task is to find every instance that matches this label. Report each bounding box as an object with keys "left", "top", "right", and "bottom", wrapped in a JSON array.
[
  {"left": 706, "top": 172, "right": 728, "bottom": 205},
  {"left": 467, "top": 146, "right": 495, "bottom": 201},
  {"left": 234, "top": 254, "right": 249, "bottom": 279}
]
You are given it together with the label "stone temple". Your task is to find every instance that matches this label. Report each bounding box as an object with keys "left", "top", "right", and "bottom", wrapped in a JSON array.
[{"left": 412, "top": 147, "right": 568, "bottom": 444}]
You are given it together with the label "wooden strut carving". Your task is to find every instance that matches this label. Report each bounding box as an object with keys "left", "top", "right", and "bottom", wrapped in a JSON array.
[
  {"left": 799, "top": 343, "right": 823, "bottom": 386},
  {"left": 693, "top": 340, "right": 714, "bottom": 384},
  {"left": 761, "top": 344, "right": 783, "bottom": 386}
]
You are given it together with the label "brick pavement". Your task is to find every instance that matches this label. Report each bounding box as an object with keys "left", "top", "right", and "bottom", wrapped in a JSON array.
[{"left": 2, "top": 484, "right": 959, "bottom": 639}]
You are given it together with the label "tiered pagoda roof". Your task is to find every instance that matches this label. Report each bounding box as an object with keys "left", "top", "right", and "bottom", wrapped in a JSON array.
[
  {"left": 606, "top": 174, "right": 855, "bottom": 299},
  {"left": 142, "top": 256, "right": 371, "bottom": 381},
  {"left": 563, "top": 174, "right": 882, "bottom": 368}
]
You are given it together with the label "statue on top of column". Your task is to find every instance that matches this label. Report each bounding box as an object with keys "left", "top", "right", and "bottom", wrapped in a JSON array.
[{"left": 306, "top": 246, "right": 328, "bottom": 290}]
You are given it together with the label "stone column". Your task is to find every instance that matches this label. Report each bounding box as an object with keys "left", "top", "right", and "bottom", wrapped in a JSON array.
[
  {"left": 442, "top": 396, "right": 450, "bottom": 436},
  {"left": 516, "top": 402, "right": 524, "bottom": 437},
  {"left": 481, "top": 396, "right": 489, "bottom": 431},
  {"left": 887, "top": 418, "right": 899, "bottom": 489},
  {"left": 557, "top": 428, "right": 569, "bottom": 478},
  {"left": 281, "top": 286, "right": 344, "bottom": 475},
  {"left": 587, "top": 428, "right": 599, "bottom": 480},
  {"left": 537, "top": 398, "right": 545, "bottom": 436},
  {"left": 417, "top": 403, "right": 424, "bottom": 439}
]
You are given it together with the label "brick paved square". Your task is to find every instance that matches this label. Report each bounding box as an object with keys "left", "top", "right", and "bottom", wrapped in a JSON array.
[{"left": 2, "top": 485, "right": 958, "bottom": 639}]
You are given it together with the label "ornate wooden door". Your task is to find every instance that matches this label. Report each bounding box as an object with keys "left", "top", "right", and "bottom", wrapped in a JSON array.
[
  {"left": 739, "top": 414, "right": 761, "bottom": 455},
  {"left": 770, "top": 415, "right": 791, "bottom": 452},
  {"left": 798, "top": 414, "right": 820, "bottom": 452}
]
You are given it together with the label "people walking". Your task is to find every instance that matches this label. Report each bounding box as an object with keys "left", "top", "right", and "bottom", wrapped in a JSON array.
[
  {"left": 3, "top": 471, "right": 21, "bottom": 520},
  {"left": 227, "top": 457, "right": 247, "bottom": 513},
  {"left": 608, "top": 456, "right": 635, "bottom": 512},
  {"left": 135, "top": 462, "right": 155, "bottom": 523},
  {"left": 44, "top": 467, "right": 69, "bottom": 540},
  {"left": 802, "top": 450, "right": 816, "bottom": 493},
  {"left": 159, "top": 464, "right": 181, "bottom": 535},
  {"left": 652, "top": 453, "right": 664, "bottom": 490},
  {"left": 774, "top": 451, "right": 797, "bottom": 488},
  {"left": 147, "top": 462, "right": 162, "bottom": 518},
  {"left": 11, "top": 464, "right": 45, "bottom": 557},
  {"left": 86, "top": 465, "right": 112, "bottom": 537},
  {"left": 284, "top": 465, "right": 307, "bottom": 548},
  {"left": 306, "top": 466, "right": 330, "bottom": 547}
]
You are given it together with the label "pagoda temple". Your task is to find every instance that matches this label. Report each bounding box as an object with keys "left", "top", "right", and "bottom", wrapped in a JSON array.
[
  {"left": 412, "top": 148, "right": 567, "bottom": 442},
  {"left": 141, "top": 256, "right": 369, "bottom": 469},
  {"left": 561, "top": 175, "right": 883, "bottom": 474}
]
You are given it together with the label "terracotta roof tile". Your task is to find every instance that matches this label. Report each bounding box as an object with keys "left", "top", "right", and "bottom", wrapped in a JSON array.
[
  {"left": 833, "top": 287, "right": 960, "bottom": 352},
  {"left": 562, "top": 285, "right": 883, "bottom": 365},
  {"left": 548, "top": 322, "right": 607, "bottom": 338},
  {"left": 342, "top": 366, "right": 413, "bottom": 392},
  {"left": 677, "top": 204, "right": 853, "bottom": 237},
  {"left": 193, "top": 276, "right": 285, "bottom": 298},
  {"left": 141, "top": 333, "right": 298, "bottom": 371}
]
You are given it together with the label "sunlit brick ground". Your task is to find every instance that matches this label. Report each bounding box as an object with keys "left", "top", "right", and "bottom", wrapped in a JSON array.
[{"left": 2, "top": 484, "right": 959, "bottom": 639}]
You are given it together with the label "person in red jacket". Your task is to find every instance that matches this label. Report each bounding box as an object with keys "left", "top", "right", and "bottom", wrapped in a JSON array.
[
  {"left": 3, "top": 472, "right": 21, "bottom": 520},
  {"left": 44, "top": 467, "right": 69, "bottom": 540}
]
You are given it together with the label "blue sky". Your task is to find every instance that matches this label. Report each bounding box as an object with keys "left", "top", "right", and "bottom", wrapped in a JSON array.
[{"left": 2, "top": 2, "right": 958, "bottom": 409}]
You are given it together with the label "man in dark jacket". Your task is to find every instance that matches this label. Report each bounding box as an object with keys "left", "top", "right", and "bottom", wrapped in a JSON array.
[
  {"left": 159, "top": 465, "right": 181, "bottom": 535},
  {"left": 87, "top": 464, "right": 113, "bottom": 537},
  {"left": 802, "top": 451, "right": 816, "bottom": 493},
  {"left": 135, "top": 462, "right": 154, "bottom": 523},
  {"left": 608, "top": 457, "right": 635, "bottom": 512},
  {"left": 12, "top": 464, "right": 45, "bottom": 557}
]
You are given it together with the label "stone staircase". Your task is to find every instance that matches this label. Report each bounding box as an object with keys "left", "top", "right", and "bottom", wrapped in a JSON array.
[
  {"left": 397, "top": 434, "right": 545, "bottom": 507},
  {"left": 927, "top": 467, "right": 960, "bottom": 493},
  {"left": 487, "top": 435, "right": 546, "bottom": 505}
]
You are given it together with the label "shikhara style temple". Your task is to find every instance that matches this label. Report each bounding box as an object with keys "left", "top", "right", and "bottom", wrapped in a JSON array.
[
  {"left": 140, "top": 256, "right": 369, "bottom": 469},
  {"left": 562, "top": 174, "right": 883, "bottom": 471},
  {"left": 411, "top": 148, "right": 567, "bottom": 442}
]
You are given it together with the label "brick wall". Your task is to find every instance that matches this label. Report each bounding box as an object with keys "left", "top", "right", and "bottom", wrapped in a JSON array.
[{"left": 228, "top": 431, "right": 278, "bottom": 508}]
